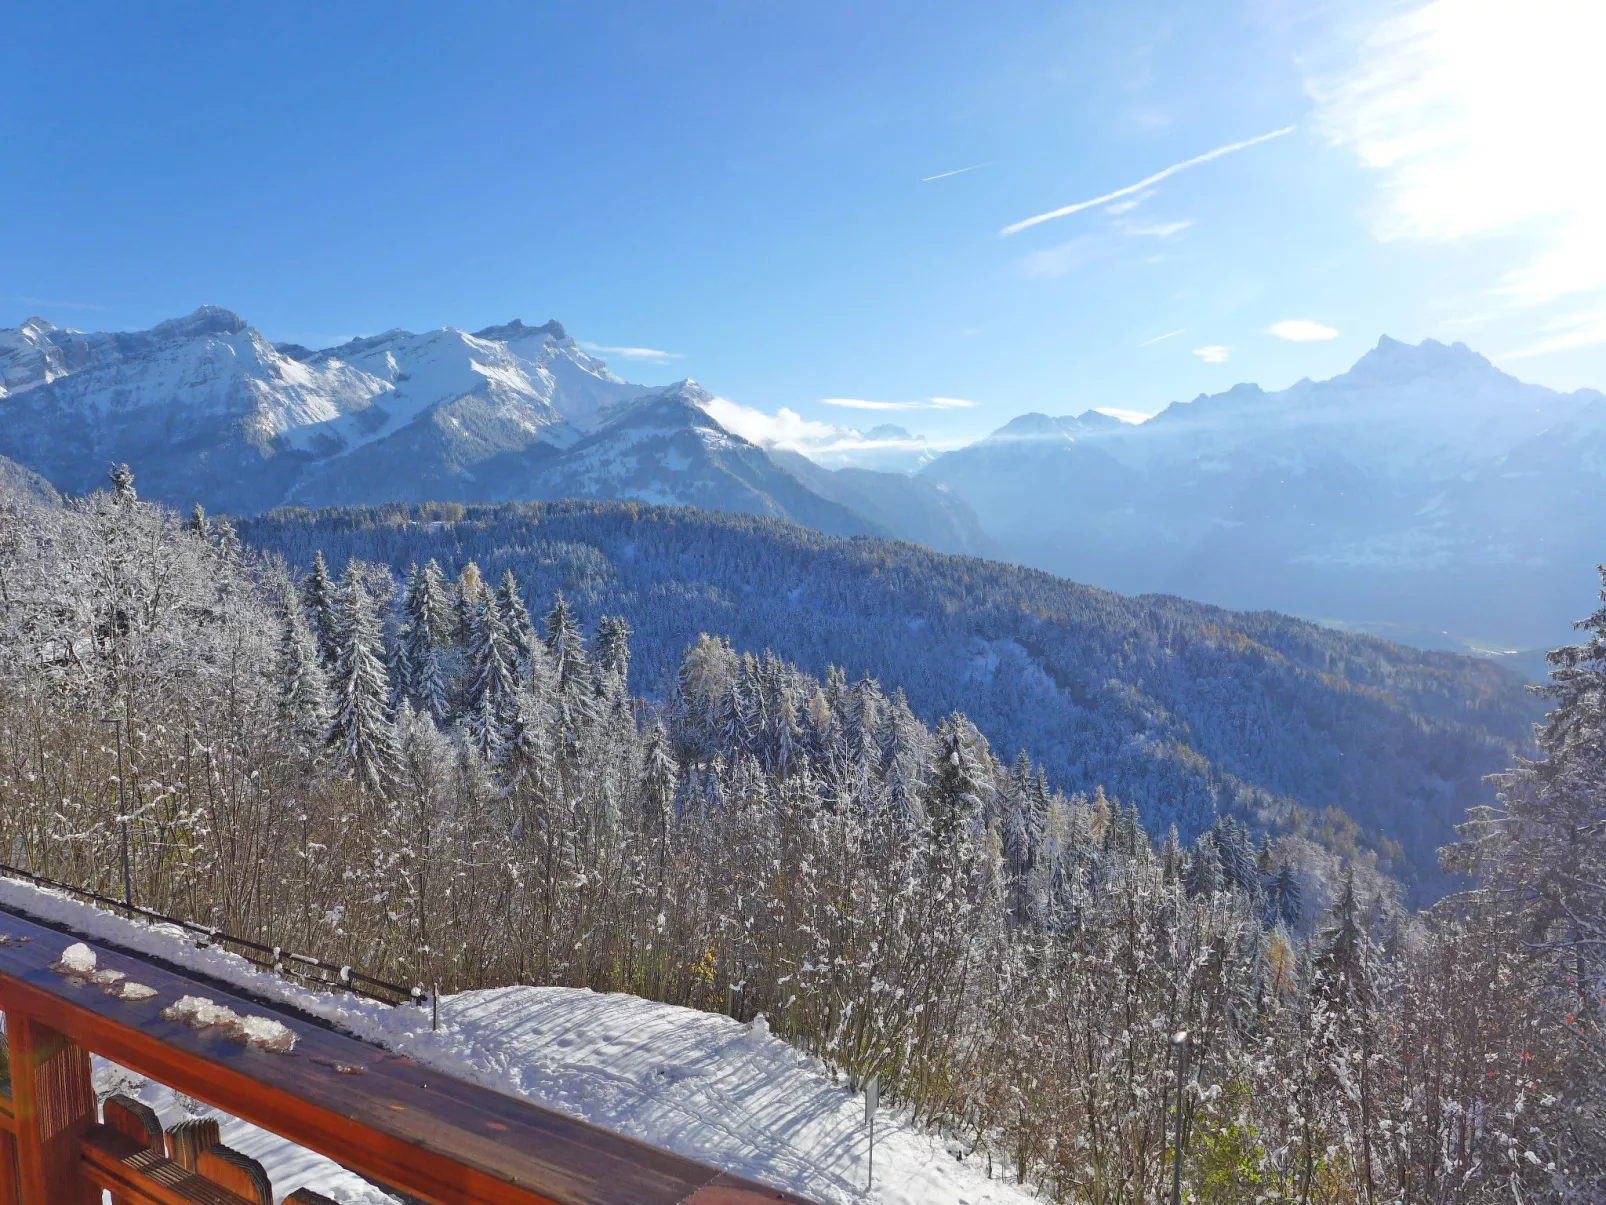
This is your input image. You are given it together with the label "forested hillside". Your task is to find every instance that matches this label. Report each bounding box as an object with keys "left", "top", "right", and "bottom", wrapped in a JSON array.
[
  {"left": 240, "top": 500, "right": 1540, "bottom": 900},
  {"left": 1, "top": 470, "right": 1600, "bottom": 1201}
]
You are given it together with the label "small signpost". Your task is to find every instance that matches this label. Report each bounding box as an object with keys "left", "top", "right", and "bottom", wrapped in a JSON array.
[{"left": 864, "top": 1074, "right": 879, "bottom": 1191}]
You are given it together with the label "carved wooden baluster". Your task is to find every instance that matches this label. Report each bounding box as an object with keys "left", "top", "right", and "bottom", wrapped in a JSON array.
[
  {"left": 196, "top": 1144, "right": 273, "bottom": 1205},
  {"left": 164, "top": 1117, "right": 221, "bottom": 1171},
  {"left": 100, "top": 1095, "right": 163, "bottom": 1205},
  {"left": 101, "top": 1095, "right": 161, "bottom": 1152},
  {"left": 6, "top": 1014, "right": 97, "bottom": 1205}
]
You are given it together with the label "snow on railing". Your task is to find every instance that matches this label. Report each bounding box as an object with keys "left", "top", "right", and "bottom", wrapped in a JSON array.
[{"left": 0, "top": 861, "right": 420, "bottom": 1009}]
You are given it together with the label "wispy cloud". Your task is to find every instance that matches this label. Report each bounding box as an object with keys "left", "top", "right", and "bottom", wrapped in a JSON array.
[
  {"left": 1139, "top": 328, "right": 1185, "bottom": 346},
  {"left": 922, "top": 164, "right": 986, "bottom": 183},
  {"left": 1020, "top": 234, "right": 1112, "bottom": 279},
  {"left": 698, "top": 396, "right": 964, "bottom": 466},
  {"left": 1193, "top": 345, "right": 1233, "bottom": 363},
  {"left": 17, "top": 296, "right": 106, "bottom": 311},
  {"left": 1118, "top": 219, "right": 1192, "bottom": 238},
  {"left": 999, "top": 126, "right": 1295, "bottom": 237},
  {"left": 1266, "top": 319, "right": 1339, "bottom": 341},
  {"left": 821, "top": 396, "right": 977, "bottom": 412},
  {"left": 1315, "top": 0, "right": 1606, "bottom": 352},
  {"left": 1503, "top": 310, "right": 1606, "bottom": 359},
  {"left": 581, "top": 341, "right": 684, "bottom": 363}
]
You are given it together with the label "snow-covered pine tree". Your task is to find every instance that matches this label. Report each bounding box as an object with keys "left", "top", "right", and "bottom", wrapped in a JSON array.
[
  {"left": 325, "top": 562, "right": 400, "bottom": 793},
  {"left": 452, "top": 561, "right": 484, "bottom": 646},
  {"left": 278, "top": 587, "right": 330, "bottom": 751},
  {"left": 465, "top": 594, "right": 518, "bottom": 748},
  {"left": 595, "top": 614, "right": 632, "bottom": 692},
  {"left": 302, "top": 549, "right": 339, "bottom": 665},
  {"left": 394, "top": 561, "right": 449, "bottom": 721},
  {"left": 544, "top": 592, "right": 589, "bottom": 694},
  {"left": 214, "top": 517, "right": 242, "bottom": 560},
  {"left": 495, "top": 569, "right": 536, "bottom": 674},
  {"left": 108, "top": 462, "right": 137, "bottom": 504},
  {"left": 186, "top": 503, "right": 209, "bottom": 538}
]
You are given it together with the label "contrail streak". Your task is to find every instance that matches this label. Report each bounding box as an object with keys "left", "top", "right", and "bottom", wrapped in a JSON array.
[
  {"left": 922, "top": 164, "right": 984, "bottom": 182},
  {"left": 999, "top": 126, "right": 1295, "bottom": 236},
  {"left": 1138, "top": 328, "right": 1184, "bottom": 346}
]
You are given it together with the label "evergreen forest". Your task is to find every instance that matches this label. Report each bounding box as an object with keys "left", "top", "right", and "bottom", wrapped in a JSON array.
[{"left": 1, "top": 472, "right": 1601, "bottom": 1201}]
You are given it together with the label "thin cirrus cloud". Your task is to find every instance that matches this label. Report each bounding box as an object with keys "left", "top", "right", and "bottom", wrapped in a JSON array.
[
  {"left": 1315, "top": 0, "right": 1606, "bottom": 353},
  {"left": 1193, "top": 345, "right": 1233, "bottom": 364},
  {"left": 998, "top": 126, "right": 1295, "bottom": 237},
  {"left": 580, "top": 341, "right": 683, "bottom": 363},
  {"left": 1267, "top": 319, "right": 1339, "bottom": 341},
  {"left": 820, "top": 396, "right": 977, "bottom": 412}
]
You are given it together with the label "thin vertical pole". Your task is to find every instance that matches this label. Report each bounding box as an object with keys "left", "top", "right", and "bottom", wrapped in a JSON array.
[
  {"left": 101, "top": 717, "right": 133, "bottom": 916},
  {"left": 867, "top": 1112, "right": 873, "bottom": 1192}
]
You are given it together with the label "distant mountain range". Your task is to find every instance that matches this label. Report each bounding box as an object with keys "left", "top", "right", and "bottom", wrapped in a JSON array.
[
  {"left": 924, "top": 337, "right": 1606, "bottom": 654},
  {"left": 0, "top": 307, "right": 982, "bottom": 551},
  {"left": 3, "top": 308, "right": 1602, "bottom": 653}
]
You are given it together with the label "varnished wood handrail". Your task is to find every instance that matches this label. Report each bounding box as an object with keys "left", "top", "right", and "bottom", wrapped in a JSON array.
[{"left": 0, "top": 906, "right": 815, "bottom": 1205}]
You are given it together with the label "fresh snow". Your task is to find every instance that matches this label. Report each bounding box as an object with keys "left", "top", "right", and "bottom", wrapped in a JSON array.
[{"left": 0, "top": 876, "right": 1036, "bottom": 1205}]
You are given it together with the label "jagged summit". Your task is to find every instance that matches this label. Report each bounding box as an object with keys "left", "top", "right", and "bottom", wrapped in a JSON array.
[
  {"left": 472, "top": 318, "right": 567, "bottom": 342},
  {"left": 1345, "top": 333, "right": 1497, "bottom": 384},
  {"left": 150, "top": 305, "right": 248, "bottom": 340}
]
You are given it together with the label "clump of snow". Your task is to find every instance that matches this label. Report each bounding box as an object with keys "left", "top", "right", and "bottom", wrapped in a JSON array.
[
  {"left": 56, "top": 941, "right": 96, "bottom": 975},
  {"left": 92, "top": 968, "right": 126, "bottom": 986},
  {"left": 1, "top": 877, "right": 1029, "bottom": 1205},
  {"left": 239, "top": 1014, "right": 297, "bottom": 1055},
  {"left": 118, "top": 982, "right": 158, "bottom": 1002},
  {"left": 164, "top": 994, "right": 241, "bottom": 1028},
  {"left": 162, "top": 995, "right": 297, "bottom": 1054}
]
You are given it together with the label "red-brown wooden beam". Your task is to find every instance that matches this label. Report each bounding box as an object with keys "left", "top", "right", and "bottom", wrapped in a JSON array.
[{"left": 0, "top": 907, "right": 815, "bottom": 1205}]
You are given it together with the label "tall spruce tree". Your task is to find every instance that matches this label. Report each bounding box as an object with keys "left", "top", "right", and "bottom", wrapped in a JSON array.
[
  {"left": 495, "top": 569, "right": 536, "bottom": 674},
  {"left": 326, "top": 563, "right": 400, "bottom": 793},
  {"left": 302, "top": 549, "right": 339, "bottom": 665},
  {"left": 465, "top": 595, "right": 517, "bottom": 750},
  {"left": 398, "top": 562, "right": 449, "bottom": 721},
  {"left": 278, "top": 589, "right": 330, "bottom": 751}
]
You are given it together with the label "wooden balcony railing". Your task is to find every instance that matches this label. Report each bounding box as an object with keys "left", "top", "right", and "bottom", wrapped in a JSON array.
[{"left": 0, "top": 906, "right": 816, "bottom": 1205}]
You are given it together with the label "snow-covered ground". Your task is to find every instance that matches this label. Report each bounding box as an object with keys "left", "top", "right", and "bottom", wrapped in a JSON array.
[{"left": 0, "top": 877, "right": 1035, "bottom": 1205}]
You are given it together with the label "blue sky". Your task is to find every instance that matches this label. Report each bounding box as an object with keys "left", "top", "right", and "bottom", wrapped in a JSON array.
[{"left": 4, "top": 1, "right": 1602, "bottom": 457}]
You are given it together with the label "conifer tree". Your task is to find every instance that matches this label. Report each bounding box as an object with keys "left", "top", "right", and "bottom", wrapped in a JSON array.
[
  {"left": 452, "top": 561, "right": 484, "bottom": 645},
  {"left": 398, "top": 562, "right": 449, "bottom": 721},
  {"left": 108, "top": 462, "right": 137, "bottom": 503},
  {"left": 595, "top": 614, "right": 632, "bottom": 689},
  {"left": 278, "top": 589, "right": 329, "bottom": 750},
  {"left": 326, "top": 563, "right": 400, "bottom": 793},
  {"left": 495, "top": 569, "right": 536, "bottom": 673},
  {"left": 302, "top": 550, "right": 339, "bottom": 665},
  {"left": 544, "top": 592, "right": 589, "bottom": 693},
  {"left": 465, "top": 595, "right": 517, "bottom": 737}
]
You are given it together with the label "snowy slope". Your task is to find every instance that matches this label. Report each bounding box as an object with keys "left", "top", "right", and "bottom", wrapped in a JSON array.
[{"left": 0, "top": 877, "right": 1032, "bottom": 1205}]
